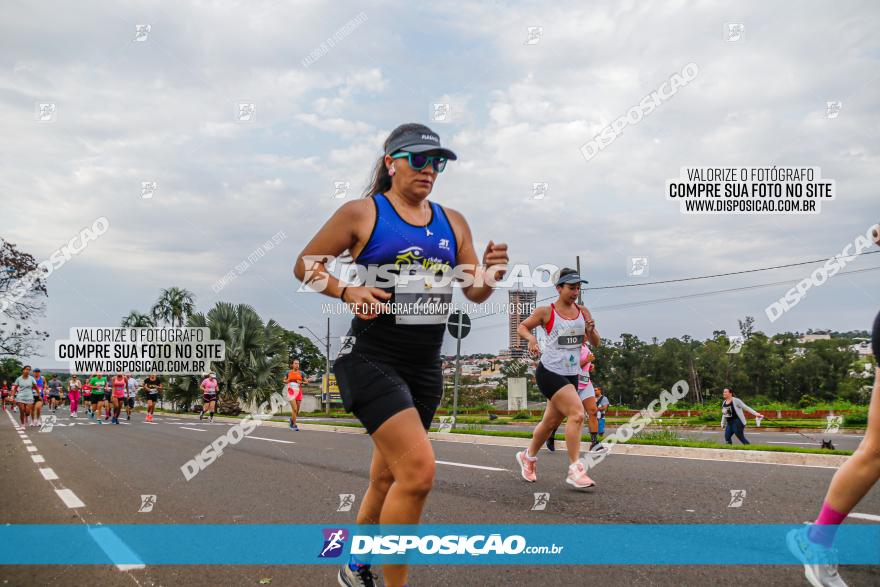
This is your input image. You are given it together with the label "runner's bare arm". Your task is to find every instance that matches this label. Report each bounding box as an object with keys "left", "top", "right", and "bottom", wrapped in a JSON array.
[
  {"left": 518, "top": 306, "right": 549, "bottom": 355},
  {"left": 294, "top": 200, "right": 391, "bottom": 319},
  {"left": 443, "top": 207, "right": 508, "bottom": 304}
]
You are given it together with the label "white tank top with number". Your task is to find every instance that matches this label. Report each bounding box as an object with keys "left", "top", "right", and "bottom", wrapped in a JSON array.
[{"left": 540, "top": 304, "right": 585, "bottom": 376}]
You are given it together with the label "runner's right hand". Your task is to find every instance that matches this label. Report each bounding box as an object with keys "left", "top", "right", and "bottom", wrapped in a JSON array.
[
  {"left": 527, "top": 338, "right": 541, "bottom": 358},
  {"left": 342, "top": 286, "right": 392, "bottom": 320}
]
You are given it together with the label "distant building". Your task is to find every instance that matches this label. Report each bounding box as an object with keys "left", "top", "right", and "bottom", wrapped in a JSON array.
[
  {"left": 798, "top": 333, "right": 831, "bottom": 343},
  {"left": 508, "top": 289, "right": 536, "bottom": 359},
  {"left": 851, "top": 340, "right": 874, "bottom": 357}
]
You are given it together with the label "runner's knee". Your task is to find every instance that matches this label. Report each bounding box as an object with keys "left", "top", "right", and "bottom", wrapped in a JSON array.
[{"left": 396, "top": 457, "right": 435, "bottom": 496}]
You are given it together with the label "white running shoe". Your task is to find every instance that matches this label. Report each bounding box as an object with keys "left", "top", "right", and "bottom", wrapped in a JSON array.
[
  {"left": 787, "top": 527, "right": 848, "bottom": 586},
  {"left": 565, "top": 461, "right": 596, "bottom": 489}
]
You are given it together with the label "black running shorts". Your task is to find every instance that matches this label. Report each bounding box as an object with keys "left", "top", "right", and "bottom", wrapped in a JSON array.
[
  {"left": 147, "top": 393, "right": 159, "bottom": 403},
  {"left": 333, "top": 352, "right": 443, "bottom": 435},
  {"left": 535, "top": 362, "right": 578, "bottom": 400},
  {"left": 90, "top": 393, "right": 104, "bottom": 403}
]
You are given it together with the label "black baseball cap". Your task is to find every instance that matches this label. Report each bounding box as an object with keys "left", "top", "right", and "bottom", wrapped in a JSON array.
[
  {"left": 384, "top": 126, "right": 458, "bottom": 160},
  {"left": 555, "top": 268, "right": 589, "bottom": 286}
]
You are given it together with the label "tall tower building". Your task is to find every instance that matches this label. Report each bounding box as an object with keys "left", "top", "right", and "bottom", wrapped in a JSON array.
[{"left": 508, "top": 289, "right": 537, "bottom": 359}]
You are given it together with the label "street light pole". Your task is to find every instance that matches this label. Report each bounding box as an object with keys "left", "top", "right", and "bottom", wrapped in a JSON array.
[{"left": 298, "top": 323, "right": 332, "bottom": 414}]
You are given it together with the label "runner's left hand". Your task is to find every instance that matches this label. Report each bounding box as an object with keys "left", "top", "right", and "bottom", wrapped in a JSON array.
[{"left": 482, "top": 241, "right": 508, "bottom": 282}]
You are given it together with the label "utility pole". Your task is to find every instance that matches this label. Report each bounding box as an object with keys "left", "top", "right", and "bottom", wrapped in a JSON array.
[
  {"left": 452, "top": 312, "right": 463, "bottom": 430},
  {"left": 576, "top": 255, "right": 583, "bottom": 304},
  {"left": 325, "top": 317, "right": 331, "bottom": 414}
]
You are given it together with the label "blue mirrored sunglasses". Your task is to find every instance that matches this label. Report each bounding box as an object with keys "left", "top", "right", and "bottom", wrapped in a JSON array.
[{"left": 390, "top": 151, "right": 448, "bottom": 172}]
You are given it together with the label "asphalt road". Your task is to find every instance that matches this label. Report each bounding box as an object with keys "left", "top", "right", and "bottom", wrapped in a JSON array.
[
  {"left": 299, "top": 416, "right": 867, "bottom": 451},
  {"left": 2, "top": 408, "right": 879, "bottom": 587}
]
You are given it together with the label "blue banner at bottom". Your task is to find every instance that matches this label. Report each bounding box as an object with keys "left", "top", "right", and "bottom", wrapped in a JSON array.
[{"left": 0, "top": 524, "right": 878, "bottom": 565}]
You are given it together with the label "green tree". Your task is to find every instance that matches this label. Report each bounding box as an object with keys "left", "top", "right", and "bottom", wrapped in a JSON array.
[
  {"left": 120, "top": 311, "right": 155, "bottom": 327},
  {"left": 184, "top": 302, "right": 288, "bottom": 413},
  {"left": 151, "top": 287, "right": 196, "bottom": 327},
  {"left": 281, "top": 329, "right": 324, "bottom": 377},
  {"left": 0, "top": 239, "right": 49, "bottom": 357}
]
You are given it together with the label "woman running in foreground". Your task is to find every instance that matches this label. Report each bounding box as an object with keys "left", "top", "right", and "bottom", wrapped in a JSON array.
[
  {"left": 788, "top": 225, "right": 880, "bottom": 587},
  {"left": 295, "top": 123, "right": 507, "bottom": 587}
]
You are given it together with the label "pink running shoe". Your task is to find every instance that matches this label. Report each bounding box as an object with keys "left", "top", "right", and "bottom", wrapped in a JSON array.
[
  {"left": 516, "top": 451, "right": 537, "bottom": 482},
  {"left": 566, "top": 461, "right": 596, "bottom": 489}
]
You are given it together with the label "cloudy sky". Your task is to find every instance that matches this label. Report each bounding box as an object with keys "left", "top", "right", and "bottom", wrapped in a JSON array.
[{"left": 3, "top": 0, "right": 879, "bottom": 368}]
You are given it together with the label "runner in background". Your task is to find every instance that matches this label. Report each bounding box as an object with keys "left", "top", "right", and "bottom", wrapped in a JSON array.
[
  {"left": 515, "top": 268, "right": 601, "bottom": 489},
  {"left": 546, "top": 341, "right": 600, "bottom": 452},
  {"left": 285, "top": 359, "right": 304, "bottom": 431},
  {"left": 124, "top": 373, "right": 138, "bottom": 421},
  {"left": 143, "top": 373, "right": 161, "bottom": 422},
  {"left": 103, "top": 375, "right": 112, "bottom": 420},
  {"left": 788, "top": 226, "right": 880, "bottom": 587},
  {"left": 110, "top": 372, "right": 126, "bottom": 424},
  {"left": 12, "top": 366, "right": 37, "bottom": 426},
  {"left": 68, "top": 375, "right": 82, "bottom": 418},
  {"left": 47, "top": 374, "right": 62, "bottom": 413},
  {"left": 88, "top": 373, "right": 106, "bottom": 423},
  {"left": 595, "top": 386, "right": 610, "bottom": 436},
  {"left": 32, "top": 368, "right": 45, "bottom": 427},
  {"left": 82, "top": 376, "right": 93, "bottom": 417},
  {"left": 1, "top": 380, "right": 9, "bottom": 411},
  {"left": 200, "top": 373, "right": 218, "bottom": 423}
]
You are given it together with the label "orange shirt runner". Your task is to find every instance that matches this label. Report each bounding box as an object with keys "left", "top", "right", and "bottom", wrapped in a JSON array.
[{"left": 285, "top": 370, "right": 303, "bottom": 401}]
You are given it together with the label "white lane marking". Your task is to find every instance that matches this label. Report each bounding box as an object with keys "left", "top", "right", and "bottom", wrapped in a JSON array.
[
  {"left": 26, "top": 446, "right": 37, "bottom": 452},
  {"left": 23, "top": 439, "right": 32, "bottom": 444},
  {"left": 32, "top": 455, "right": 45, "bottom": 463},
  {"left": 88, "top": 526, "right": 145, "bottom": 570},
  {"left": 180, "top": 427, "right": 206, "bottom": 432},
  {"left": 849, "top": 512, "right": 880, "bottom": 522},
  {"left": 435, "top": 460, "right": 507, "bottom": 471},
  {"left": 55, "top": 488, "right": 85, "bottom": 509},
  {"left": 40, "top": 468, "right": 59, "bottom": 480},
  {"left": 244, "top": 436, "right": 296, "bottom": 444}
]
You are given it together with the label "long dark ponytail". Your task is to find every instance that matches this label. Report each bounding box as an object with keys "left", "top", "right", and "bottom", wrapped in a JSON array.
[{"left": 361, "top": 122, "right": 436, "bottom": 198}]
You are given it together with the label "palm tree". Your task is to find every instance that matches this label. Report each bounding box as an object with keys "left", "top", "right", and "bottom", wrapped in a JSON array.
[
  {"left": 120, "top": 311, "right": 155, "bottom": 327},
  {"left": 179, "top": 302, "right": 288, "bottom": 415},
  {"left": 151, "top": 287, "right": 196, "bottom": 327}
]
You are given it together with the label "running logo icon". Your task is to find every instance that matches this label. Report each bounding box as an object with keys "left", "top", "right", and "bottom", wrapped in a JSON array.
[
  {"left": 333, "top": 181, "right": 350, "bottom": 199},
  {"left": 438, "top": 416, "right": 455, "bottom": 433},
  {"left": 139, "top": 494, "right": 157, "bottom": 513},
  {"left": 531, "top": 493, "right": 550, "bottom": 511},
  {"left": 727, "top": 336, "right": 745, "bottom": 354},
  {"left": 524, "top": 26, "right": 543, "bottom": 45},
  {"left": 134, "top": 24, "right": 151, "bottom": 42},
  {"left": 431, "top": 103, "right": 450, "bottom": 123},
  {"left": 728, "top": 489, "right": 746, "bottom": 508},
  {"left": 337, "top": 494, "right": 355, "bottom": 512},
  {"left": 531, "top": 182, "right": 549, "bottom": 200},
  {"left": 141, "top": 181, "right": 157, "bottom": 199},
  {"left": 39, "top": 415, "right": 57, "bottom": 433},
  {"left": 825, "top": 415, "right": 843, "bottom": 434},
  {"left": 825, "top": 101, "right": 842, "bottom": 119},
  {"left": 628, "top": 256, "right": 649, "bottom": 277},
  {"left": 725, "top": 23, "right": 745, "bottom": 42},
  {"left": 319, "top": 528, "right": 348, "bottom": 558}
]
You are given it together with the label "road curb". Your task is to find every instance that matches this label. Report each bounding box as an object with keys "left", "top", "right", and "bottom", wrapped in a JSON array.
[{"left": 426, "top": 432, "right": 849, "bottom": 468}]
